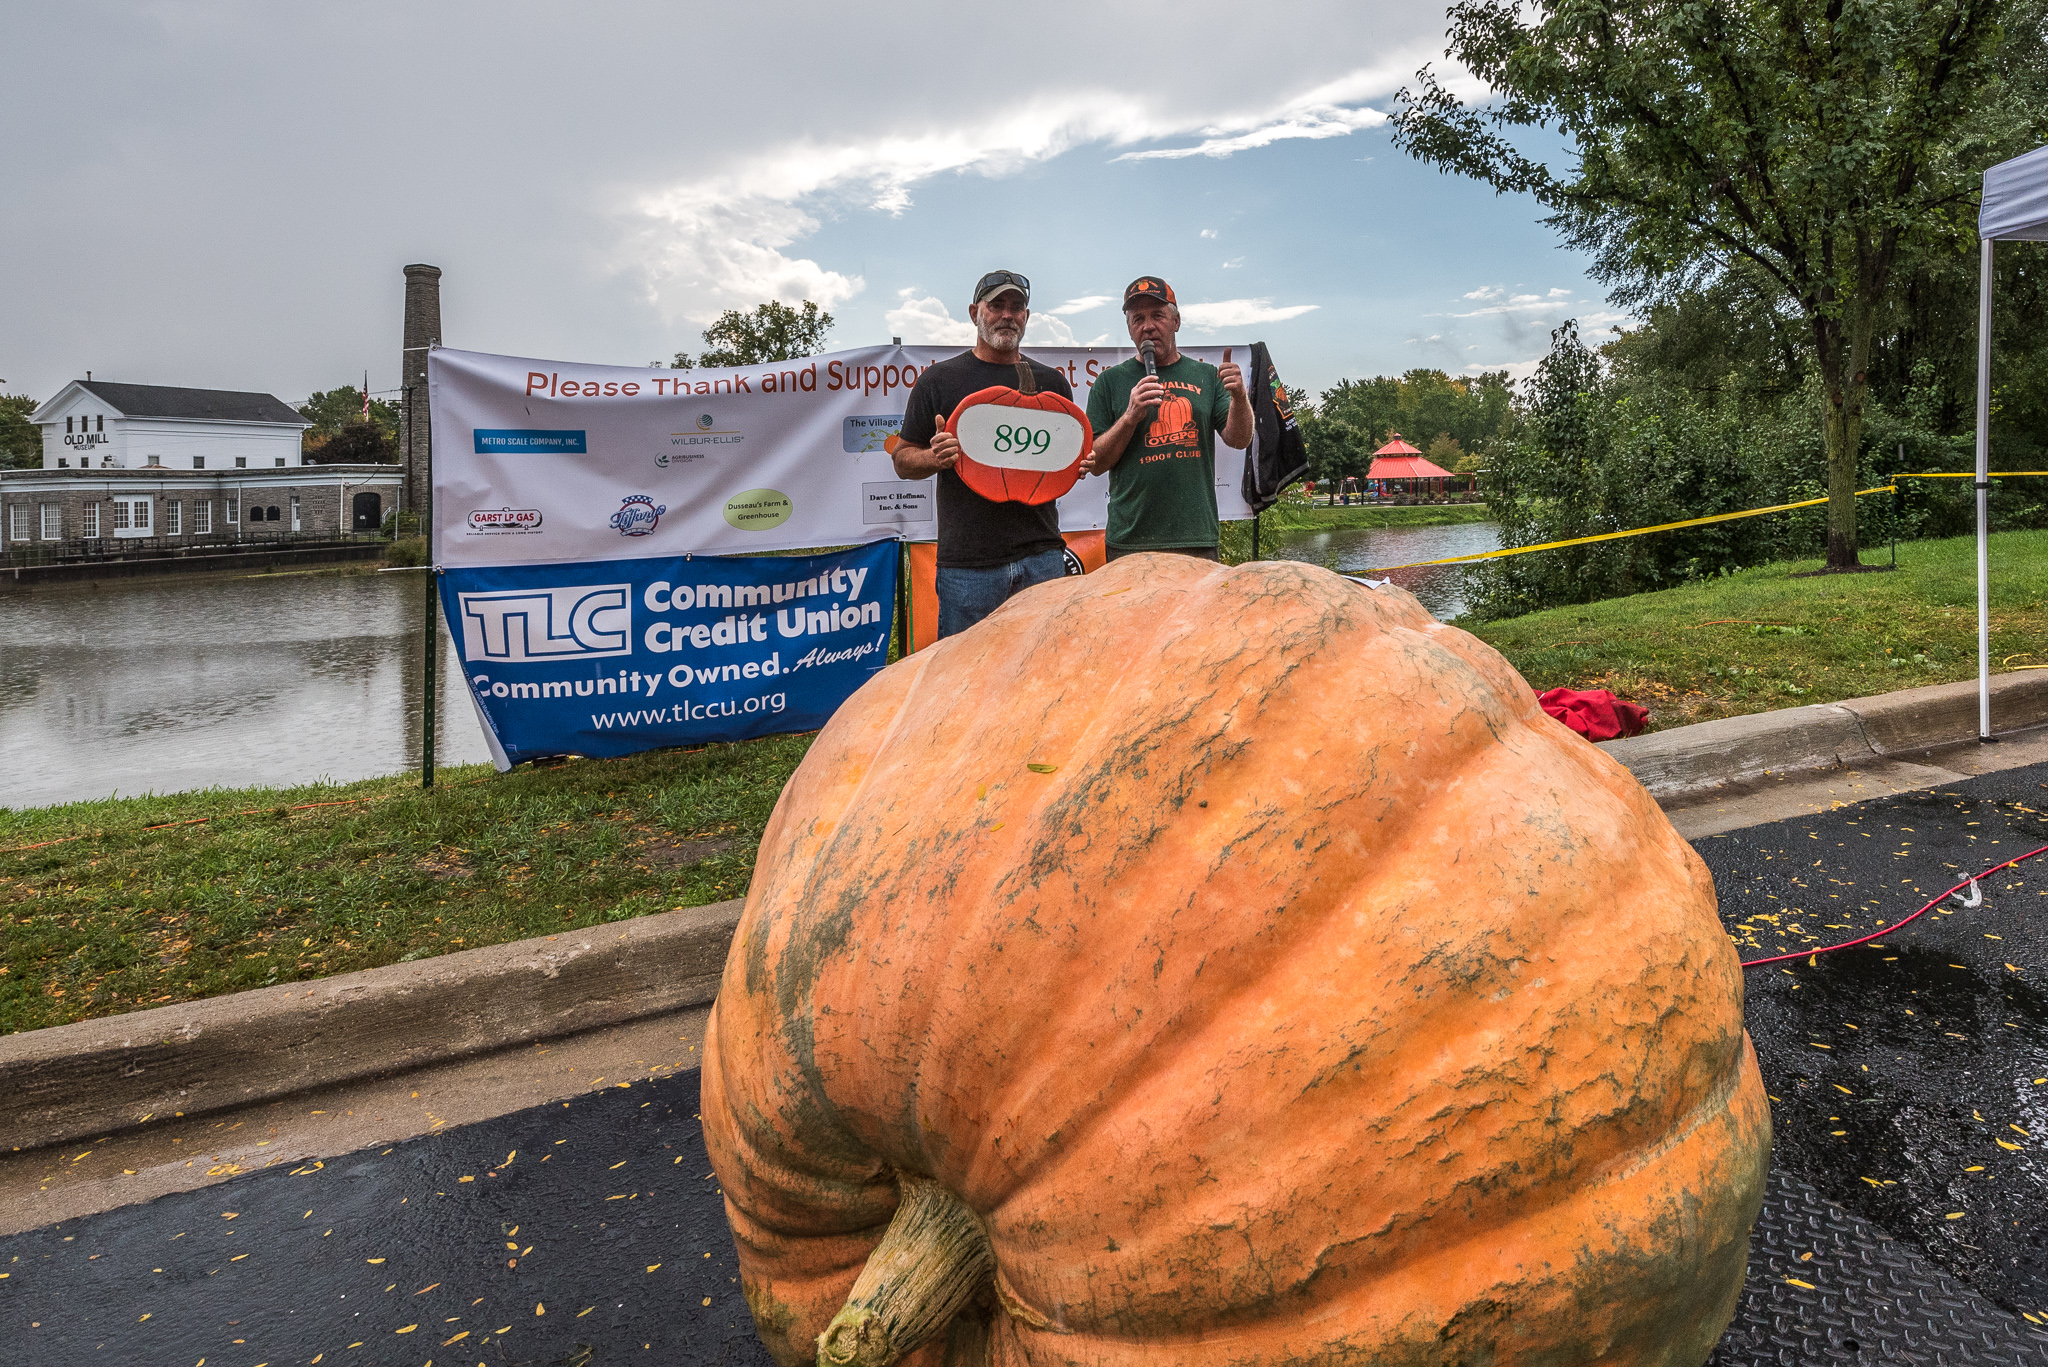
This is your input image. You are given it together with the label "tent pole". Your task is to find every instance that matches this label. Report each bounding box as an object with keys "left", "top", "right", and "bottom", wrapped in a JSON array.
[{"left": 1974, "top": 237, "right": 1994, "bottom": 742}]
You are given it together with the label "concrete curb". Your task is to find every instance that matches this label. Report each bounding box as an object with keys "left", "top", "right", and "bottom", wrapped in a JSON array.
[
  {"left": 0, "top": 898, "right": 743, "bottom": 1154},
  {"left": 8, "top": 674, "right": 2045, "bottom": 1157},
  {"left": 1599, "top": 670, "right": 2048, "bottom": 799}
]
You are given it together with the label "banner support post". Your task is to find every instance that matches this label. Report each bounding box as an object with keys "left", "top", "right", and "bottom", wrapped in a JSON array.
[
  {"left": 1251, "top": 509, "right": 1261, "bottom": 562},
  {"left": 419, "top": 382, "right": 437, "bottom": 789},
  {"left": 895, "top": 539, "right": 909, "bottom": 660}
]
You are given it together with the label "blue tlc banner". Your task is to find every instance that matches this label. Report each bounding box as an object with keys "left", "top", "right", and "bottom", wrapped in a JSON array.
[{"left": 440, "top": 541, "right": 898, "bottom": 769}]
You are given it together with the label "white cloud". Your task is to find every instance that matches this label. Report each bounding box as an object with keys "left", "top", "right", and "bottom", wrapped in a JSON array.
[
  {"left": 1441, "top": 285, "right": 1631, "bottom": 339},
  {"left": 1046, "top": 295, "right": 1114, "bottom": 316},
  {"left": 1433, "top": 283, "right": 1636, "bottom": 382},
  {"left": 1177, "top": 298, "right": 1320, "bottom": 330},
  {"left": 630, "top": 58, "right": 1427, "bottom": 322},
  {"left": 1025, "top": 314, "right": 1082, "bottom": 346},
  {"left": 884, "top": 290, "right": 1102, "bottom": 347},
  {"left": 1467, "top": 358, "right": 1545, "bottom": 384},
  {"left": 1200, "top": 228, "right": 1219, "bottom": 239},
  {"left": 1221, "top": 257, "right": 1245, "bottom": 269},
  {"left": 1117, "top": 105, "right": 1386, "bottom": 161},
  {"left": 885, "top": 289, "right": 977, "bottom": 345}
]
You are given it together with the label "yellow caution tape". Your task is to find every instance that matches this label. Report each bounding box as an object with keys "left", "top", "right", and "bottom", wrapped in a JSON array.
[
  {"left": 1363, "top": 485, "right": 1895, "bottom": 575},
  {"left": 1893, "top": 471, "right": 2048, "bottom": 478}
]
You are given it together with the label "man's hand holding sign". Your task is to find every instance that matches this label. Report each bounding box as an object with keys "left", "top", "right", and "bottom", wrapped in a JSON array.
[
  {"left": 890, "top": 270, "right": 1080, "bottom": 638},
  {"left": 945, "top": 363, "right": 1094, "bottom": 506}
]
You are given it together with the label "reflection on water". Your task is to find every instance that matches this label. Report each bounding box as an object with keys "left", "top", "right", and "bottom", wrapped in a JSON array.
[
  {"left": 1267, "top": 520, "right": 1501, "bottom": 620},
  {"left": 0, "top": 571, "right": 490, "bottom": 810},
  {"left": 0, "top": 528, "right": 1501, "bottom": 810}
]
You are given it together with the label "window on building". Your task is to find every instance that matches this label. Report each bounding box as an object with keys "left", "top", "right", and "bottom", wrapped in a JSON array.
[
  {"left": 112, "top": 501, "right": 131, "bottom": 531},
  {"left": 8, "top": 505, "right": 25, "bottom": 541},
  {"left": 193, "top": 457, "right": 205, "bottom": 470},
  {"left": 197, "top": 500, "right": 212, "bottom": 534},
  {"left": 96, "top": 415, "right": 104, "bottom": 433},
  {"left": 57, "top": 458, "right": 67, "bottom": 469},
  {"left": 41, "top": 505, "right": 60, "bottom": 540},
  {"left": 275, "top": 457, "right": 285, "bottom": 467},
  {"left": 147, "top": 455, "right": 161, "bottom": 467},
  {"left": 289, "top": 495, "right": 301, "bottom": 531},
  {"left": 132, "top": 499, "right": 151, "bottom": 532},
  {"left": 65, "top": 416, "right": 74, "bottom": 434},
  {"left": 167, "top": 501, "right": 182, "bottom": 535},
  {"left": 83, "top": 504, "right": 99, "bottom": 538},
  {"left": 235, "top": 457, "right": 248, "bottom": 469},
  {"left": 226, "top": 497, "right": 238, "bottom": 525}
]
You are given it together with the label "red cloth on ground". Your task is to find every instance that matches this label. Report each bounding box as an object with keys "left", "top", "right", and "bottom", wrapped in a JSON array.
[{"left": 1537, "top": 687, "right": 1649, "bottom": 741}]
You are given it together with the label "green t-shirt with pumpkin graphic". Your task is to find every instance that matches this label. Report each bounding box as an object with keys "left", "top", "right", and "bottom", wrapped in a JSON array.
[{"left": 1086, "top": 355, "right": 1232, "bottom": 550}]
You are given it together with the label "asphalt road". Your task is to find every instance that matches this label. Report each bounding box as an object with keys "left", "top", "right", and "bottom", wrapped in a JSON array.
[
  {"left": 1692, "top": 758, "right": 2048, "bottom": 1321},
  {"left": 0, "top": 1073, "right": 774, "bottom": 1366},
  {"left": 5, "top": 760, "right": 2047, "bottom": 1364}
]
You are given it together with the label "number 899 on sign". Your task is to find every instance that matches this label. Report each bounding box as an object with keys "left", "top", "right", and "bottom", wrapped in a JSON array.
[{"left": 992, "top": 424, "right": 1053, "bottom": 456}]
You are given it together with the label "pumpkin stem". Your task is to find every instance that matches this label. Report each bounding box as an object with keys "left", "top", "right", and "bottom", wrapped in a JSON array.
[{"left": 815, "top": 1175, "right": 995, "bottom": 1367}]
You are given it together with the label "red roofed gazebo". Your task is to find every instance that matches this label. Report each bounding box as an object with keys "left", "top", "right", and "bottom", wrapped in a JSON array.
[{"left": 1365, "top": 432, "right": 1467, "bottom": 501}]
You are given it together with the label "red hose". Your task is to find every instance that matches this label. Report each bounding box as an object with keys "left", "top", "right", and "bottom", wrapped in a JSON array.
[{"left": 1741, "top": 841, "right": 2048, "bottom": 968}]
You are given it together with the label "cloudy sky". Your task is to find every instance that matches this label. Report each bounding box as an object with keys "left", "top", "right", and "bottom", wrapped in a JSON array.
[{"left": 0, "top": 1, "right": 1624, "bottom": 411}]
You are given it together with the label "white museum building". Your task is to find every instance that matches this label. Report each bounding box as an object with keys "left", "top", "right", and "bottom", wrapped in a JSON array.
[{"left": 32, "top": 378, "right": 309, "bottom": 471}]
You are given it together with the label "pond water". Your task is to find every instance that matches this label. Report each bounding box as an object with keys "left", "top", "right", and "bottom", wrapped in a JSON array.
[
  {"left": 2, "top": 523, "right": 1500, "bottom": 810},
  {"left": 1266, "top": 519, "right": 1502, "bottom": 620},
  {"left": 1, "top": 571, "right": 491, "bottom": 811}
]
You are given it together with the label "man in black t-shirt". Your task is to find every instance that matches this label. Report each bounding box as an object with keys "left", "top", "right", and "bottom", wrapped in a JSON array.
[{"left": 892, "top": 269, "right": 1075, "bottom": 638}]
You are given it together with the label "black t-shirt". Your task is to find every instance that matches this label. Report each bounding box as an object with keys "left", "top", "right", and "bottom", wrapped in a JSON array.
[{"left": 899, "top": 352, "right": 1074, "bottom": 568}]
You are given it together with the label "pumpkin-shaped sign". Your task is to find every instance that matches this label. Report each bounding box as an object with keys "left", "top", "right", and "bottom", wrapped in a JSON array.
[
  {"left": 944, "top": 367, "right": 1092, "bottom": 506},
  {"left": 704, "top": 557, "right": 1769, "bottom": 1367}
]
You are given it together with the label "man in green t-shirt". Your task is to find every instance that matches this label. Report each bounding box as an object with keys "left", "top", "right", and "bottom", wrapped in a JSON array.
[{"left": 1082, "top": 276, "right": 1253, "bottom": 559}]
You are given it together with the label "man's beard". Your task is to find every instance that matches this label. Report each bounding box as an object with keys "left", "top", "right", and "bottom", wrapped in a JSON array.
[{"left": 979, "top": 320, "right": 1022, "bottom": 350}]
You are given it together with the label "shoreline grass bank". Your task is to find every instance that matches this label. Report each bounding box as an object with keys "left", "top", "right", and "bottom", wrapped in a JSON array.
[
  {"left": 1469, "top": 528, "right": 2047, "bottom": 730},
  {"left": 1, "top": 737, "right": 813, "bottom": 1034}
]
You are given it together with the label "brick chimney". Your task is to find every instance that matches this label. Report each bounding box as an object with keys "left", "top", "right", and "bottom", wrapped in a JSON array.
[{"left": 400, "top": 263, "right": 442, "bottom": 520}]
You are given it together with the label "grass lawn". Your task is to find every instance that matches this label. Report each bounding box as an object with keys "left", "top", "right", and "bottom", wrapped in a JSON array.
[
  {"left": 6, "top": 524, "right": 2038, "bottom": 1032},
  {"left": 1471, "top": 528, "right": 2048, "bottom": 730},
  {"left": 0, "top": 736, "right": 813, "bottom": 1034}
]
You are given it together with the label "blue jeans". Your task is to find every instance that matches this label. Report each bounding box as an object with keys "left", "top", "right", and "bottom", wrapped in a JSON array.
[{"left": 936, "top": 547, "right": 1069, "bottom": 639}]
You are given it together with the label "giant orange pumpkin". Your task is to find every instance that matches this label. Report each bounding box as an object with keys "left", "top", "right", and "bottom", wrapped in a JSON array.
[{"left": 703, "top": 555, "right": 1768, "bottom": 1367}]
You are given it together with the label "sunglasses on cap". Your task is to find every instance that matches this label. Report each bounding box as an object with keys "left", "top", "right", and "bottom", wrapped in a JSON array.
[{"left": 973, "top": 270, "right": 1031, "bottom": 305}]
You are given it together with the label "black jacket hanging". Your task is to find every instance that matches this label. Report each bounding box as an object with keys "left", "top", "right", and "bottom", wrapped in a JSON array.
[{"left": 1240, "top": 341, "right": 1309, "bottom": 514}]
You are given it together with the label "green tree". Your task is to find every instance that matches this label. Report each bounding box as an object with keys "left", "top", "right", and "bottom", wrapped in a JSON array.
[
  {"left": 1394, "top": 0, "right": 2020, "bottom": 569},
  {"left": 0, "top": 394, "right": 39, "bottom": 469},
  {"left": 1307, "top": 370, "right": 1517, "bottom": 480},
  {"left": 300, "top": 387, "right": 401, "bottom": 443},
  {"left": 672, "top": 300, "right": 835, "bottom": 370},
  {"left": 305, "top": 422, "right": 398, "bottom": 465}
]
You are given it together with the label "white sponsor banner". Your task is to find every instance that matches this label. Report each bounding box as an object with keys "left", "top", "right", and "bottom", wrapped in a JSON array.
[{"left": 429, "top": 344, "right": 1255, "bottom": 568}]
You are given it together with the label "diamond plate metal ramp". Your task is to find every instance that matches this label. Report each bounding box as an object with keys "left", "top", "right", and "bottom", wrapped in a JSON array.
[{"left": 1710, "top": 1167, "right": 2048, "bottom": 1364}]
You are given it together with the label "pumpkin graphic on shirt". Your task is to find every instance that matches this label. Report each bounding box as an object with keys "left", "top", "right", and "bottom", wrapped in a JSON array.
[{"left": 1146, "top": 392, "right": 1197, "bottom": 449}]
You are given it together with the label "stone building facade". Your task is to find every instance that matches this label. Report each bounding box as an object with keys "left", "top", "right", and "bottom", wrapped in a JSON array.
[{"left": 0, "top": 466, "right": 403, "bottom": 552}]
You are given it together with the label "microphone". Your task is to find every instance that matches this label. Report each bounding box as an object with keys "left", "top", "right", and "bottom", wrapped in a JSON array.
[{"left": 1141, "top": 340, "right": 1157, "bottom": 378}]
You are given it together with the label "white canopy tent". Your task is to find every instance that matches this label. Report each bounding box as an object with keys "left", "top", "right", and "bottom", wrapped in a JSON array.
[{"left": 1970, "top": 146, "right": 2048, "bottom": 739}]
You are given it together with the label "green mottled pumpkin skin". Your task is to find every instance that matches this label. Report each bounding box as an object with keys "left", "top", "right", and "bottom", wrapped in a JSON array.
[{"left": 704, "top": 555, "right": 1770, "bottom": 1367}]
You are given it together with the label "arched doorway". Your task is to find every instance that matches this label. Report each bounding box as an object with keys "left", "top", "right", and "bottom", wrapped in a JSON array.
[{"left": 352, "top": 491, "right": 382, "bottom": 531}]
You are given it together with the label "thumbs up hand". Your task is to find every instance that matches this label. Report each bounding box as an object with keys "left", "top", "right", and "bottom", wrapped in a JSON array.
[{"left": 1218, "top": 347, "right": 1247, "bottom": 402}]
